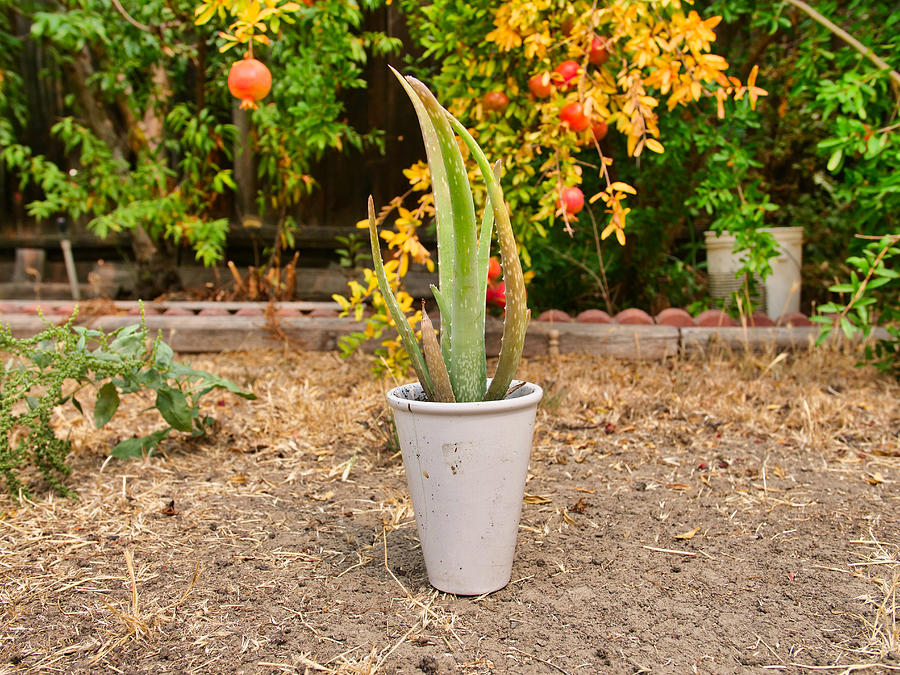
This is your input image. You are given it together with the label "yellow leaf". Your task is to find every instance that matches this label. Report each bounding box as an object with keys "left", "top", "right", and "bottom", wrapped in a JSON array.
[
  {"left": 332, "top": 294, "right": 350, "bottom": 311},
  {"left": 645, "top": 138, "right": 665, "bottom": 154},
  {"left": 610, "top": 181, "right": 637, "bottom": 195},
  {"left": 194, "top": 4, "right": 217, "bottom": 25},
  {"left": 674, "top": 527, "right": 700, "bottom": 540}
]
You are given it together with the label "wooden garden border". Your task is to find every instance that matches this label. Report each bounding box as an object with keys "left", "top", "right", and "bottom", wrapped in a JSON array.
[{"left": 0, "top": 301, "right": 837, "bottom": 358}]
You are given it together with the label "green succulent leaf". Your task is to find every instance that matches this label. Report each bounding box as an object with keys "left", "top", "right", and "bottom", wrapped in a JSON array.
[
  {"left": 392, "top": 68, "right": 487, "bottom": 402},
  {"left": 364, "top": 195, "right": 435, "bottom": 400},
  {"left": 446, "top": 116, "right": 529, "bottom": 401}
]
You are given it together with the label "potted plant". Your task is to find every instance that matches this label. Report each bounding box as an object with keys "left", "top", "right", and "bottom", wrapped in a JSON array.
[
  {"left": 365, "top": 69, "right": 542, "bottom": 596},
  {"left": 688, "top": 115, "right": 803, "bottom": 319}
]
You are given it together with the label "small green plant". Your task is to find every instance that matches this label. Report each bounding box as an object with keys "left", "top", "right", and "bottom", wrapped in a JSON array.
[
  {"left": 334, "top": 232, "right": 371, "bottom": 270},
  {"left": 365, "top": 69, "right": 529, "bottom": 403},
  {"left": 814, "top": 234, "right": 900, "bottom": 377},
  {"left": 0, "top": 308, "right": 256, "bottom": 499}
]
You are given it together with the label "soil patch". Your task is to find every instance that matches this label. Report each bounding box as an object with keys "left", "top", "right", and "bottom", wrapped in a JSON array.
[{"left": 1, "top": 345, "right": 898, "bottom": 673}]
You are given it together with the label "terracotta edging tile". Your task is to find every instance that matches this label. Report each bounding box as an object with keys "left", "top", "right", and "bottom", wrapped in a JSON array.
[
  {"left": 614, "top": 308, "right": 654, "bottom": 325},
  {"left": 576, "top": 309, "right": 613, "bottom": 324},
  {"left": 655, "top": 308, "right": 694, "bottom": 327},
  {"left": 537, "top": 309, "right": 573, "bottom": 323},
  {"left": 695, "top": 309, "right": 736, "bottom": 327},
  {"left": 777, "top": 312, "right": 813, "bottom": 327}
]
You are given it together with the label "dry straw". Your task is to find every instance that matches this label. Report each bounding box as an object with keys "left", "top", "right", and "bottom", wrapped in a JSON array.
[{"left": 0, "top": 342, "right": 897, "bottom": 672}]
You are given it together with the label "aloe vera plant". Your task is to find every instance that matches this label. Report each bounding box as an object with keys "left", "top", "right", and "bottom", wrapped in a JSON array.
[{"left": 366, "top": 69, "right": 529, "bottom": 403}]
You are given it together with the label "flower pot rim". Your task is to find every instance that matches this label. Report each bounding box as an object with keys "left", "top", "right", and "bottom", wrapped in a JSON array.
[
  {"left": 386, "top": 380, "right": 543, "bottom": 416},
  {"left": 703, "top": 226, "right": 804, "bottom": 240}
]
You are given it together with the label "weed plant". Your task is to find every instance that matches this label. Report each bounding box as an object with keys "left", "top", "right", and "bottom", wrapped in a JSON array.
[{"left": 0, "top": 308, "right": 255, "bottom": 499}]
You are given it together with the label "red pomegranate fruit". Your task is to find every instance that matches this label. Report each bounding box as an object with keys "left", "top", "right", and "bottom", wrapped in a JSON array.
[
  {"left": 553, "top": 60, "right": 580, "bottom": 89},
  {"left": 228, "top": 57, "right": 272, "bottom": 110},
  {"left": 558, "top": 186, "right": 585, "bottom": 215},
  {"left": 482, "top": 91, "right": 510, "bottom": 112},
  {"left": 559, "top": 101, "right": 590, "bottom": 131}
]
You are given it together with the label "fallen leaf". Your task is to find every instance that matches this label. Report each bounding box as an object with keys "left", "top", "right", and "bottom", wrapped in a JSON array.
[
  {"left": 569, "top": 498, "right": 588, "bottom": 514},
  {"left": 865, "top": 472, "right": 885, "bottom": 485},
  {"left": 872, "top": 448, "right": 900, "bottom": 457},
  {"left": 674, "top": 527, "right": 700, "bottom": 541},
  {"left": 524, "top": 494, "right": 553, "bottom": 504},
  {"left": 562, "top": 511, "right": 581, "bottom": 526},
  {"left": 665, "top": 483, "right": 692, "bottom": 491},
  {"left": 161, "top": 500, "right": 177, "bottom": 516}
]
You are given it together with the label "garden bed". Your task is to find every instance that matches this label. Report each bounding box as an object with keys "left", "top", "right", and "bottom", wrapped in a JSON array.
[
  {"left": 1, "top": 346, "right": 898, "bottom": 673},
  {"left": 0, "top": 299, "right": 832, "bottom": 358}
]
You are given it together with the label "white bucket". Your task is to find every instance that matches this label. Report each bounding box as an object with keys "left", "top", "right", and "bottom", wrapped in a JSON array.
[
  {"left": 704, "top": 227, "right": 803, "bottom": 320},
  {"left": 386, "top": 381, "right": 543, "bottom": 596}
]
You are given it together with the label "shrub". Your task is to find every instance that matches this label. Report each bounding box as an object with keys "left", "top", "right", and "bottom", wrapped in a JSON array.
[{"left": 0, "top": 308, "right": 255, "bottom": 499}]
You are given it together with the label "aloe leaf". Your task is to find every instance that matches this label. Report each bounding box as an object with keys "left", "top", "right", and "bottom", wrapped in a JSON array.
[
  {"left": 421, "top": 309, "right": 455, "bottom": 402},
  {"left": 389, "top": 67, "right": 455, "bottom": 365},
  {"left": 431, "top": 284, "right": 450, "bottom": 322},
  {"left": 393, "top": 69, "right": 486, "bottom": 402},
  {"left": 447, "top": 117, "right": 529, "bottom": 401},
  {"left": 475, "top": 161, "right": 500, "bottom": 300},
  {"left": 364, "top": 196, "right": 434, "bottom": 400}
]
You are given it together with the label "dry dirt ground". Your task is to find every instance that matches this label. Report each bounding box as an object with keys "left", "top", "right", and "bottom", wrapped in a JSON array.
[{"left": 1, "top": 344, "right": 899, "bottom": 674}]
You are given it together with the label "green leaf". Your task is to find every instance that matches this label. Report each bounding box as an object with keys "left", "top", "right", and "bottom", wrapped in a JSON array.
[
  {"left": 393, "top": 69, "right": 486, "bottom": 401},
  {"left": 839, "top": 316, "right": 855, "bottom": 339},
  {"left": 826, "top": 149, "right": 842, "bottom": 172},
  {"left": 154, "top": 341, "right": 174, "bottom": 368},
  {"left": 364, "top": 196, "right": 434, "bottom": 399},
  {"left": 155, "top": 388, "right": 193, "bottom": 432},
  {"left": 110, "top": 428, "right": 171, "bottom": 459},
  {"left": 110, "top": 437, "right": 145, "bottom": 459},
  {"left": 447, "top": 116, "right": 529, "bottom": 401},
  {"left": 193, "top": 372, "right": 257, "bottom": 400},
  {"left": 109, "top": 323, "right": 145, "bottom": 356},
  {"left": 94, "top": 382, "right": 120, "bottom": 428}
]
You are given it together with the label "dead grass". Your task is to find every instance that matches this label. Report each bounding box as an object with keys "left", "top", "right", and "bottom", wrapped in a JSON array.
[{"left": 0, "top": 341, "right": 898, "bottom": 673}]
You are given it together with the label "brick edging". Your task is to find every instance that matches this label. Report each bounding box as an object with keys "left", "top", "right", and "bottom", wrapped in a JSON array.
[{"left": 0, "top": 300, "right": 874, "bottom": 358}]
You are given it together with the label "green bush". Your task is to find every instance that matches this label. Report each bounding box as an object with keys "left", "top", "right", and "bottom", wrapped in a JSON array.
[
  {"left": 0, "top": 0, "right": 398, "bottom": 272},
  {"left": 814, "top": 235, "right": 900, "bottom": 377}
]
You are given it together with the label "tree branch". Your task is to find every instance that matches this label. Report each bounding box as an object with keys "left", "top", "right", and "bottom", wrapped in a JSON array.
[
  {"left": 785, "top": 0, "right": 900, "bottom": 94},
  {"left": 110, "top": 0, "right": 152, "bottom": 33}
]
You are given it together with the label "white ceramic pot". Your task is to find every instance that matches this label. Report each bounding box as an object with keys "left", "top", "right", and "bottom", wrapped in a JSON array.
[
  {"left": 386, "top": 381, "right": 543, "bottom": 596},
  {"left": 704, "top": 227, "right": 804, "bottom": 320}
]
